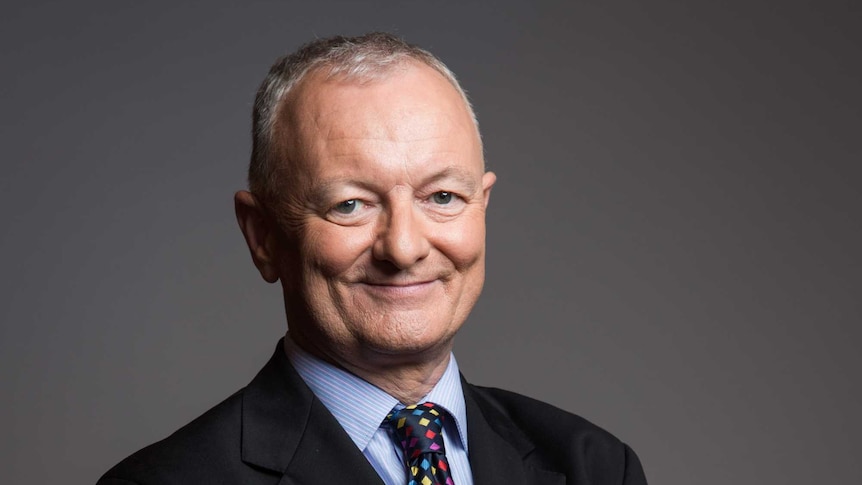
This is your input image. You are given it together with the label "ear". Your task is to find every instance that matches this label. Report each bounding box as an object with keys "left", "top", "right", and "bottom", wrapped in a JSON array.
[
  {"left": 235, "top": 190, "right": 280, "bottom": 283},
  {"left": 481, "top": 171, "right": 496, "bottom": 209}
]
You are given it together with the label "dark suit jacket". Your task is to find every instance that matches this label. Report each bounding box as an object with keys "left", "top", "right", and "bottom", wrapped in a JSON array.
[{"left": 98, "top": 342, "right": 647, "bottom": 484}]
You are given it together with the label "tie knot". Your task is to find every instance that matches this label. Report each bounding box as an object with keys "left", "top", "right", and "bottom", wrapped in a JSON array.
[{"left": 388, "top": 402, "right": 448, "bottom": 458}]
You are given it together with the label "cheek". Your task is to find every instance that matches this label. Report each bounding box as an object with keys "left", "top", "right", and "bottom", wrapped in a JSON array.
[
  {"left": 303, "top": 224, "right": 374, "bottom": 277},
  {"left": 435, "top": 213, "right": 487, "bottom": 269}
]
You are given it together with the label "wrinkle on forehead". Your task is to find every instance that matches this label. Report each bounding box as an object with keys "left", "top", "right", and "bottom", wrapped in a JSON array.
[{"left": 316, "top": 104, "right": 467, "bottom": 141}]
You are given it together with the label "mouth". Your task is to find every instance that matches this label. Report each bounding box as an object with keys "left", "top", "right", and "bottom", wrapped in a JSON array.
[
  {"left": 364, "top": 279, "right": 435, "bottom": 287},
  {"left": 357, "top": 279, "right": 439, "bottom": 298}
]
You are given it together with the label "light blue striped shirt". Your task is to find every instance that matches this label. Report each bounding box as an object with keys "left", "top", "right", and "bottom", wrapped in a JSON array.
[{"left": 284, "top": 336, "right": 473, "bottom": 485}]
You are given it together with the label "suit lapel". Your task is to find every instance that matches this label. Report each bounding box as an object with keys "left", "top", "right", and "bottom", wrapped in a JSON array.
[
  {"left": 464, "top": 378, "right": 566, "bottom": 485},
  {"left": 279, "top": 398, "right": 384, "bottom": 485},
  {"left": 241, "top": 342, "right": 383, "bottom": 484}
]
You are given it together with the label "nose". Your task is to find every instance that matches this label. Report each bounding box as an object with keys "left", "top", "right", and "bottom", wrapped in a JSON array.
[{"left": 372, "top": 200, "right": 431, "bottom": 269}]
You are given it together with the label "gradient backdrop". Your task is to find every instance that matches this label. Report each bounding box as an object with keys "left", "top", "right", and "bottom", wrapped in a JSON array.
[{"left": 2, "top": 1, "right": 860, "bottom": 484}]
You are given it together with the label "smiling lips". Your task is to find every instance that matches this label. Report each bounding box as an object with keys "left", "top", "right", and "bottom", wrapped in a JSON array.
[{"left": 358, "top": 279, "right": 440, "bottom": 298}]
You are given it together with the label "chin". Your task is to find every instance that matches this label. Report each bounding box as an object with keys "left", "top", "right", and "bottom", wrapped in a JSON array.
[{"left": 356, "top": 315, "right": 459, "bottom": 357}]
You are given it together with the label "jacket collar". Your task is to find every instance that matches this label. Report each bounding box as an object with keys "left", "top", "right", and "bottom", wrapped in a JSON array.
[
  {"left": 239, "top": 341, "right": 563, "bottom": 485},
  {"left": 240, "top": 341, "right": 383, "bottom": 484},
  {"left": 463, "top": 376, "right": 566, "bottom": 485}
]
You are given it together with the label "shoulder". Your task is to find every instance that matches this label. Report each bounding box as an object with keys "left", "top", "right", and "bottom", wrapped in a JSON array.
[
  {"left": 97, "top": 389, "right": 246, "bottom": 485},
  {"left": 97, "top": 342, "right": 308, "bottom": 485},
  {"left": 467, "top": 384, "right": 647, "bottom": 484}
]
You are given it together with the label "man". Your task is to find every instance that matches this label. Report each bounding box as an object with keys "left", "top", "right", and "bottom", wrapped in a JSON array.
[{"left": 98, "top": 32, "right": 647, "bottom": 485}]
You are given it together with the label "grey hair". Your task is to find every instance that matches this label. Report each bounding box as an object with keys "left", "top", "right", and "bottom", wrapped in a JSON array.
[{"left": 248, "top": 32, "right": 481, "bottom": 201}]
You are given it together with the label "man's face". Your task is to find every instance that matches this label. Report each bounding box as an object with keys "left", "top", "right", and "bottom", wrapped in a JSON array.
[{"left": 267, "top": 63, "right": 495, "bottom": 366}]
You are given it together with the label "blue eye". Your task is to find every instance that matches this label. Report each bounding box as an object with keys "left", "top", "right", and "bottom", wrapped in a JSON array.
[
  {"left": 432, "top": 192, "right": 453, "bottom": 204},
  {"left": 333, "top": 199, "right": 361, "bottom": 214}
]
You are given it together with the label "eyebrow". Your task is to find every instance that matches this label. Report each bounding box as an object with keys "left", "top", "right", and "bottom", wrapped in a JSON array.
[
  {"left": 419, "top": 166, "right": 480, "bottom": 193},
  {"left": 309, "top": 166, "right": 481, "bottom": 203}
]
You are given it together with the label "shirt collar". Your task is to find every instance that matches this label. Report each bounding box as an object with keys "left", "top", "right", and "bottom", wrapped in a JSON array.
[{"left": 283, "top": 335, "right": 469, "bottom": 453}]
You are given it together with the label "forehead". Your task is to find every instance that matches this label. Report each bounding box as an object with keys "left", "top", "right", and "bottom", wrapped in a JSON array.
[
  {"left": 275, "top": 63, "right": 483, "bottom": 183},
  {"left": 289, "top": 61, "right": 470, "bottom": 122}
]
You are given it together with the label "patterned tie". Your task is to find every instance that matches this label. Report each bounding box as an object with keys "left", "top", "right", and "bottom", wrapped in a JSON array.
[{"left": 388, "top": 402, "right": 455, "bottom": 485}]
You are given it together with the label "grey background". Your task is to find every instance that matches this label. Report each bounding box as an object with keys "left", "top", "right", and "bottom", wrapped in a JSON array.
[{"left": 1, "top": 1, "right": 859, "bottom": 484}]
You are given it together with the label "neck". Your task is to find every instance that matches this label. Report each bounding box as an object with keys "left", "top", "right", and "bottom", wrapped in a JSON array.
[
  {"left": 347, "top": 351, "right": 452, "bottom": 405},
  {"left": 286, "top": 332, "right": 453, "bottom": 404}
]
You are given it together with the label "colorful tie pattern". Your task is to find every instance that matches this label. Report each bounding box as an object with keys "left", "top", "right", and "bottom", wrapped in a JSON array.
[{"left": 388, "top": 402, "right": 455, "bottom": 485}]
